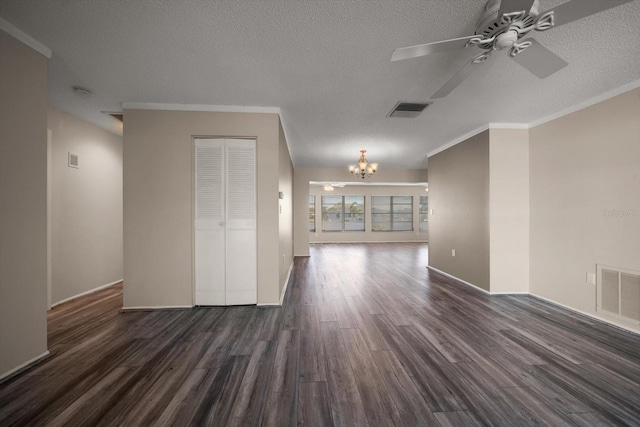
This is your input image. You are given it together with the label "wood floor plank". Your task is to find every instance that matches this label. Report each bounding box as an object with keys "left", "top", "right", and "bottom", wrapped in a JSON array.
[
  {"left": 372, "top": 314, "right": 466, "bottom": 412},
  {"left": 153, "top": 367, "right": 209, "bottom": 427},
  {"left": 434, "top": 410, "right": 482, "bottom": 427},
  {"left": 2, "top": 243, "right": 640, "bottom": 426},
  {"left": 370, "top": 350, "right": 440, "bottom": 426},
  {"left": 340, "top": 328, "right": 400, "bottom": 426},
  {"left": 189, "top": 355, "right": 251, "bottom": 426},
  {"left": 298, "top": 381, "right": 333, "bottom": 427},
  {"left": 262, "top": 329, "right": 300, "bottom": 426},
  {"left": 299, "top": 305, "right": 326, "bottom": 382},
  {"left": 228, "top": 340, "right": 277, "bottom": 426},
  {"left": 320, "top": 321, "right": 369, "bottom": 426}
]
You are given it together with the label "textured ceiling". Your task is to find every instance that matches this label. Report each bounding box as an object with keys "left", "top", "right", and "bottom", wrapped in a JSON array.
[{"left": 1, "top": 0, "right": 639, "bottom": 169}]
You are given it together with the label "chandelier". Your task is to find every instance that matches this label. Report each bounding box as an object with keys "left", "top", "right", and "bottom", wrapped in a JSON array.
[{"left": 348, "top": 150, "right": 378, "bottom": 179}]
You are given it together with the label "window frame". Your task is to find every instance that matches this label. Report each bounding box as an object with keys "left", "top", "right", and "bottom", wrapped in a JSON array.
[
  {"left": 321, "top": 194, "right": 365, "bottom": 232},
  {"left": 371, "top": 195, "right": 414, "bottom": 232}
]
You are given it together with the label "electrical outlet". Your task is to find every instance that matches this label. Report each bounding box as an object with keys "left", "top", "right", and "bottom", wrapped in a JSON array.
[
  {"left": 586, "top": 272, "right": 596, "bottom": 285},
  {"left": 429, "top": 209, "right": 434, "bottom": 215},
  {"left": 452, "top": 249, "right": 456, "bottom": 257}
]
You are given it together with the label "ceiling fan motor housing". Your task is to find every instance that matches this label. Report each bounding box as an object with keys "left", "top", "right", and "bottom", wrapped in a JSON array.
[{"left": 474, "top": 0, "right": 540, "bottom": 49}]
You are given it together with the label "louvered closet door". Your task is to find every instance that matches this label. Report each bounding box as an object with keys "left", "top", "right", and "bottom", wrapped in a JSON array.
[
  {"left": 194, "top": 138, "right": 256, "bottom": 306},
  {"left": 195, "top": 139, "right": 225, "bottom": 305},
  {"left": 225, "top": 139, "right": 257, "bottom": 305}
]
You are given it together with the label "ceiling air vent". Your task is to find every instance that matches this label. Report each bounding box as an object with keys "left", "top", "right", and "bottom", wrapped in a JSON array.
[{"left": 387, "top": 101, "right": 432, "bottom": 118}]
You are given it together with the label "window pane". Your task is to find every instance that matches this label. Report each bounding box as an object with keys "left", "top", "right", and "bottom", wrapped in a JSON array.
[
  {"left": 393, "top": 213, "right": 412, "bottom": 222},
  {"left": 344, "top": 195, "right": 365, "bottom": 231},
  {"left": 322, "top": 195, "right": 342, "bottom": 231},
  {"left": 393, "top": 204, "right": 412, "bottom": 213},
  {"left": 393, "top": 221, "right": 413, "bottom": 231},
  {"left": 394, "top": 196, "right": 412, "bottom": 204},
  {"left": 419, "top": 195, "right": 428, "bottom": 231},
  {"left": 419, "top": 196, "right": 428, "bottom": 213},
  {"left": 309, "top": 195, "right": 315, "bottom": 232},
  {"left": 321, "top": 195, "right": 365, "bottom": 231},
  {"left": 371, "top": 196, "right": 390, "bottom": 213},
  {"left": 390, "top": 196, "right": 413, "bottom": 231},
  {"left": 372, "top": 213, "right": 390, "bottom": 231}
]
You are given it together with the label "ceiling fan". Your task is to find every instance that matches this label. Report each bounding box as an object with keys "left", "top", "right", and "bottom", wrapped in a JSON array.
[
  {"left": 391, "top": 0, "right": 632, "bottom": 99},
  {"left": 322, "top": 183, "right": 346, "bottom": 191}
]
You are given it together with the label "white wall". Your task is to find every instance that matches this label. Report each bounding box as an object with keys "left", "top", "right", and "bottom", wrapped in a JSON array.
[
  {"left": 489, "top": 128, "right": 529, "bottom": 294},
  {"left": 278, "top": 119, "right": 294, "bottom": 299},
  {"left": 309, "top": 185, "right": 428, "bottom": 243},
  {"left": 530, "top": 88, "right": 640, "bottom": 333},
  {"left": 293, "top": 167, "right": 428, "bottom": 256},
  {"left": 0, "top": 29, "right": 49, "bottom": 379},
  {"left": 48, "top": 106, "right": 123, "bottom": 305}
]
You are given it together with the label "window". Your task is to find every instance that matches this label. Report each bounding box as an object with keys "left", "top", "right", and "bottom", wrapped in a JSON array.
[
  {"left": 372, "top": 196, "right": 413, "bottom": 231},
  {"left": 419, "top": 195, "right": 429, "bottom": 231},
  {"left": 322, "top": 195, "right": 365, "bottom": 231},
  {"left": 309, "top": 195, "right": 316, "bottom": 232}
]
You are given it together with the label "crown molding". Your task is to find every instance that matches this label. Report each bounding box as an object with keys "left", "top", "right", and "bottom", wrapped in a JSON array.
[
  {"left": 121, "top": 102, "right": 280, "bottom": 114},
  {"left": 488, "top": 123, "right": 529, "bottom": 129},
  {"left": 429, "top": 80, "right": 640, "bottom": 157},
  {"left": 0, "top": 17, "right": 52, "bottom": 58},
  {"left": 427, "top": 124, "right": 489, "bottom": 158},
  {"left": 529, "top": 79, "right": 640, "bottom": 128}
]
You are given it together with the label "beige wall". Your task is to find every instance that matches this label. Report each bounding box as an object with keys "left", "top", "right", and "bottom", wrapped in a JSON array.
[
  {"left": 530, "top": 88, "right": 640, "bottom": 332},
  {"left": 48, "top": 106, "right": 123, "bottom": 304},
  {"left": 278, "top": 119, "right": 294, "bottom": 298},
  {"left": 309, "top": 185, "right": 428, "bottom": 243},
  {"left": 293, "top": 167, "right": 427, "bottom": 256},
  {"left": 0, "top": 30, "right": 49, "bottom": 378},
  {"left": 123, "top": 109, "right": 284, "bottom": 307},
  {"left": 489, "top": 128, "right": 529, "bottom": 293},
  {"left": 428, "top": 131, "right": 491, "bottom": 291}
]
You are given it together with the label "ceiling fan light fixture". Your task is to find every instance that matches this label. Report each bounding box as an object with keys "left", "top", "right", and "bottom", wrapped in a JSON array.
[{"left": 495, "top": 30, "right": 518, "bottom": 49}]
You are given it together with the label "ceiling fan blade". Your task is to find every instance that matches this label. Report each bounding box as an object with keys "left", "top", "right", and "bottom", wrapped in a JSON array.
[
  {"left": 544, "top": 0, "right": 632, "bottom": 28},
  {"left": 511, "top": 38, "right": 568, "bottom": 79},
  {"left": 431, "top": 52, "right": 491, "bottom": 98},
  {"left": 391, "top": 35, "right": 476, "bottom": 62},
  {"left": 498, "top": 0, "right": 536, "bottom": 18}
]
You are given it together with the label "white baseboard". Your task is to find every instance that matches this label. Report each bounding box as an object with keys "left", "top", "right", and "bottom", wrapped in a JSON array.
[
  {"left": 490, "top": 291, "right": 530, "bottom": 295},
  {"left": 121, "top": 305, "right": 193, "bottom": 311},
  {"left": 256, "top": 260, "right": 294, "bottom": 307},
  {"left": 311, "top": 240, "right": 429, "bottom": 244},
  {"left": 427, "top": 266, "right": 640, "bottom": 335},
  {"left": 427, "top": 266, "right": 490, "bottom": 295},
  {"left": 0, "top": 351, "right": 50, "bottom": 384},
  {"left": 528, "top": 293, "right": 640, "bottom": 336},
  {"left": 427, "top": 266, "right": 532, "bottom": 296},
  {"left": 51, "top": 279, "right": 123, "bottom": 308},
  {"left": 280, "top": 261, "right": 294, "bottom": 305}
]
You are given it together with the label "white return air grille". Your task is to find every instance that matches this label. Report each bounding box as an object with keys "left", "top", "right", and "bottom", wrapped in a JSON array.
[{"left": 597, "top": 264, "right": 640, "bottom": 325}]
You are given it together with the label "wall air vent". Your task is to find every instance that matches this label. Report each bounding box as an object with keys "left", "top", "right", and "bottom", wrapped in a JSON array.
[
  {"left": 68, "top": 152, "right": 79, "bottom": 169},
  {"left": 597, "top": 264, "right": 640, "bottom": 325},
  {"left": 387, "top": 101, "right": 432, "bottom": 118}
]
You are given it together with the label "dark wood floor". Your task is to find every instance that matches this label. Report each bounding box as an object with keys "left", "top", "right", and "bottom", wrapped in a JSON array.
[{"left": 1, "top": 243, "right": 640, "bottom": 426}]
